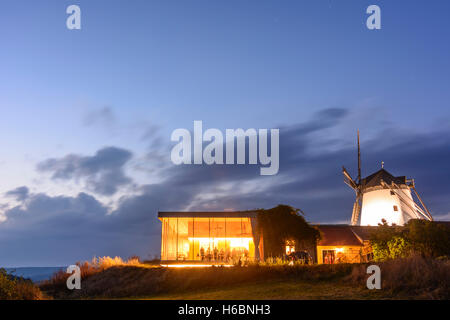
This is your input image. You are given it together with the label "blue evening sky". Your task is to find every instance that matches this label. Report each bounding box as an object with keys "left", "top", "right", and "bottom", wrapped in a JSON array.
[{"left": 1, "top": 1, "right": 450, "bottom": 266}]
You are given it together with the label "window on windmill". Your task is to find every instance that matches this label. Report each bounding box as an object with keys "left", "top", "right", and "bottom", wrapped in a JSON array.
[{"left": 393, "top": 205, "right": 398, "bottom": 211}]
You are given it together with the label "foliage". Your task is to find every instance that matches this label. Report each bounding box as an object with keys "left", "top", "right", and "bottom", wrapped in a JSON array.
[
  {"left": 370, "top": 219, "right": 450, "bottom": 261},
  {"left": 0, "top": 268, "right": 43, "bottom": 300},
  {"left": 256, "top": 205, "right": 320, "bottom": 258},
  {"left": 44, "top": 256, "right": 450, "bottom": 299},
  {"left": 387, "top": 236, "right": 411, "bottom": 259},
  {"left": 406, "top": 219, "right": 450, "bottom": 257}
]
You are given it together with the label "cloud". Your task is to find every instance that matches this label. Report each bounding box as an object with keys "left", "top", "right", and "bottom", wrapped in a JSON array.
[
  {"left": 83, "top": 106, "right": 116, "bottom": 128},
  {"left": 2, "top": 108, "right": 450, "bottom": 266},
  {"left": 5, "top": 186, "right": 29, "bottom": 201},
  {"left": 37, "top": 147, "right": 133, "bottom": 195}
]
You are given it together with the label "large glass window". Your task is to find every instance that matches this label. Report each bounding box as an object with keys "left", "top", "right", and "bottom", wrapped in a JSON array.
[
  {"left": 193, "top": 218, "right": 209, "bottom": 261},
  {"left": 177, "top": 218, "right": 193, "bottom": 261},
  {"left": 160, "top": 216, "right": 256, "bottom": 262},
  {"left": 167, "top": 218, "right": 177, "bottom": 260}
]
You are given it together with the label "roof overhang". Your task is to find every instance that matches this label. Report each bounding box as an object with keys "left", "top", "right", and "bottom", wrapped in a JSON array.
[{"left": 158, "top": 211, "right": 258, "bottom": 219}]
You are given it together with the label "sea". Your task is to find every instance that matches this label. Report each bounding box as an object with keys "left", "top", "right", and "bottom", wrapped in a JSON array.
[{"left": 3, "top": 267, "right": 66, "bottom": 282}]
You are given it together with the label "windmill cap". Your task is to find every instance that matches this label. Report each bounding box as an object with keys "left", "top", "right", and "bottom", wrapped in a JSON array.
[{"left": 361, "top": 168, "right": 407, "bottom": 190}]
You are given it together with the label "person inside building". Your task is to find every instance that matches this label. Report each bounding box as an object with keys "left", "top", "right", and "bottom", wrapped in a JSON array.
[{"left": 200, "top": 247, "right": 205, "bottom": 261}]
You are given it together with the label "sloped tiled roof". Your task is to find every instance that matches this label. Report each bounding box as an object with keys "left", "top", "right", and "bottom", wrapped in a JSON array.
[
  {"left": 350, "top": 226, "right": 379, "bottom": 241},
  {"left": 315, "top": 225, "right": 363, "bottom": 246},
  {"left": 361, "top": 169, "right": 406, "bottom": 189}
]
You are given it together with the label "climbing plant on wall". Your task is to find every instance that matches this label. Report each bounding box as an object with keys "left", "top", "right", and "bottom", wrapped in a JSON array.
[{"left": 256, "top": 205, "right": 320, "bottom": 258}]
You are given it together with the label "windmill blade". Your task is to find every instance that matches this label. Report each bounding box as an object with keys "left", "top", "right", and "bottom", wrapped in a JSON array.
[
  {"left": 357, "top": 129, "right": 361, "bottom": 184},
  {"left": 342, "top": 166, "right": 357, "bottom": 189},
  {"left": 411, "top": 186, "right": 433, "bottom": 221},
  {"left": 350, "top": 194, "right": 362, "bottom": 226},
  {"left": 381, "top": 181, "right": 433, "bottom": 222}
]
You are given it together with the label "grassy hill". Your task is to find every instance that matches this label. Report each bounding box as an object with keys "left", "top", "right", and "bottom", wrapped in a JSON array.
[{"left": 40, "top": 256, "right": 449, "bottom": 300}]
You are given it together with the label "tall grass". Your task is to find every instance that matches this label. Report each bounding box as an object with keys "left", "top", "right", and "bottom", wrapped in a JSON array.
[
  {"left": 41, "top": 255, "right": 450, "bottom": 299},
  {"left": 349, "top": 255, "right": 450, "bottom": 299},
  {"left": 44, "top": 262, "right": 355, "bottom": 299},
  {"left": 40, "top": 256, "right": 144, "bottom": 296}
]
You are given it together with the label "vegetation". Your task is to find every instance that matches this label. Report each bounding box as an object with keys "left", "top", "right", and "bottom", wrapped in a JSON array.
[
  {"left": 370, "top": 219, "right": 450, "bottom": 261},
  {"left": 257, "top": 205, "right": 320, "bottom": 258},
  {"left": 0, "top": 268, "right": 43, "bottom": 300},
  {"left": 350, "top": 255, "right": 450, "bottom": 299},
  {"left": 40, "top": 255, "right": 450, "bottom": 300},
  {"left": 40, "top": 256, "right": 148, "bottom": 297}
]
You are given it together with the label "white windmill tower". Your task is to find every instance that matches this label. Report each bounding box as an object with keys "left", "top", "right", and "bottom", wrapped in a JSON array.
[{"left": 342, "top": 131, "right": 433, "bottom": 226}]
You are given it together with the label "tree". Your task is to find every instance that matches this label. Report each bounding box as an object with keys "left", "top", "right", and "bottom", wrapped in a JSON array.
[{"left": 257, "top": 205, "right": 320, "bottom": 258}]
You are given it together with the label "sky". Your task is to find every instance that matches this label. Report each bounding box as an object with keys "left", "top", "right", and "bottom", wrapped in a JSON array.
[{"left": 0, "top": 0, "right": 450, "bottom": 267}]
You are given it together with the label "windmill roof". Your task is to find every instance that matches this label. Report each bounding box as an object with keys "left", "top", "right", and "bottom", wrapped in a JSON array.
[{"left": 362, "top": 168, "right": 407, "bottom": 189}]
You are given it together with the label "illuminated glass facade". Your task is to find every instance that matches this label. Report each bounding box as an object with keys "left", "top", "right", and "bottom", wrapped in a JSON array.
[{"left": 159, "top": 212, "right": 263, "bottom": 263}]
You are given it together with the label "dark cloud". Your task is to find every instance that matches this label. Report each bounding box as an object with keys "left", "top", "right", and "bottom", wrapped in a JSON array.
[
  {"left": 37, "top": 147, "right": 133, "bottom": 195},
  {"left": 5, "top": 186, "right": 29, "bottom": 201},
  {"left": 1, "top": 108, "right": 450, "bottom": 266}
]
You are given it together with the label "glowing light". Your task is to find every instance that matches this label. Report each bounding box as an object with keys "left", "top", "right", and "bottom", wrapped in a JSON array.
[
  {"left": 335, "top": 248, "right": 344, "bottom": 253},
  {"left": 360, "top": 189, "right": 415, "bottom": 226},
  {"left": 286, "top": 245, "right": 295, "bottom": 254},
  {"left": 187, "top": 237, "right": 253, "bottom": 250},
  {"left": 161, "top": 264, "right": 234, "bottom": 268}
]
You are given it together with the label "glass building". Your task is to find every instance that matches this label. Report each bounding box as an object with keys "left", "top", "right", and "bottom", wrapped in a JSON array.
[{"left": 158, "top": 211, "right": 264, "bottom": 264}]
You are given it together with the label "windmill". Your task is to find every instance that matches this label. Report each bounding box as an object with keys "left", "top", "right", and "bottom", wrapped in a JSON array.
[{"left": 343, "top": 131, "right": 433, "bottom": 226}]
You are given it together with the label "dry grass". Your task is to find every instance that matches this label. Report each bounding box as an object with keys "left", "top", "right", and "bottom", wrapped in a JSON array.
[
  {"left": 40, "top": 256, "right": 147, "bottom": 297},
  {"left": 348, "top": 255, "right": 450, "bottom": 299},
  {"left": 41, "top": 256, "right": 450, "bottom": 300},
  {"left": 43, "top": 263, "right": 356, "bottom": 299}
]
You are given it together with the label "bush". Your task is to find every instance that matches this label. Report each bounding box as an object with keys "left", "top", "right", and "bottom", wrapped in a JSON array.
[
  {"left": 407, "top": 220, "right": 450, "bottom": 257},
  {"left": 0, "top": 268, "right": 43, "bottom": 300},
  {"left": 387, "top": 236, "right": 411, "bottom": 259},
  {"left": 370, "top": 219, "right": 450, "bottom": 261}
]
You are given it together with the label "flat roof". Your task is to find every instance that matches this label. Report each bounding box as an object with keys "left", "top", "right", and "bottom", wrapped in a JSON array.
[{"left": 158, "top": 211, "right": 258, "bottom": 218}]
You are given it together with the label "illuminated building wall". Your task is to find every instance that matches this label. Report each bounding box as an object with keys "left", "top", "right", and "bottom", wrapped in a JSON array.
[
  {"left": 360, "top": 188, "right": 417, "bottom": 226},
  {"left": 159, "top": 214, "right": 263, "bottom": 263}
]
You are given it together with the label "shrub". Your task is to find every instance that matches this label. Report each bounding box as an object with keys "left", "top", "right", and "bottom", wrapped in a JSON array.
[
  {"left": 0, "top": 268, "right": 43, "bottom": 300},
  {"left": 387, "top": 236, "right": 411, "bottom": 259},
  {"left": 370, "top": 219, "right": 450, "bottom": 261},
  {"left": 406, "top": 220, "right": 450, "bottom": 257}
]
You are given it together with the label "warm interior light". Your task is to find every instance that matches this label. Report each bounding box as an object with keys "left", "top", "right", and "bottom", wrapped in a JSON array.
[
  {"left": 161, "top": 264, "right": 234, "bottom": 268},
  {"left": 335, "top": 248, "right": 344, "bottom": 253},
  {"left": 187, "top": 237, "right": 253, "bottom": 250},
  {"left": 285, "top": 245, "right": 295, "bottom": 254}
]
